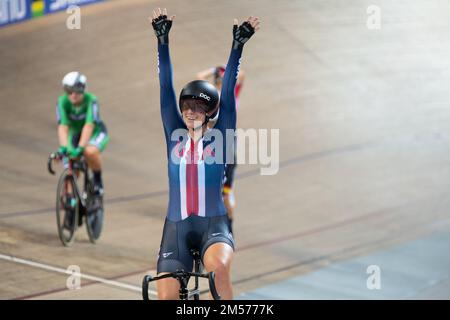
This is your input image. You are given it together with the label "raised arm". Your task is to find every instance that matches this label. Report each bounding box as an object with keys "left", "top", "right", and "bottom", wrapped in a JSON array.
[
  {"left": 150, "top": 8, "right": 185, "bottom": 141},
  {"left": 217, "top": 16, "right": 260, "bottom": 130}
]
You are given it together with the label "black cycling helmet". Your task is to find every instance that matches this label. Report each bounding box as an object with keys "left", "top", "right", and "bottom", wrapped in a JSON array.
[{"left": 179, "top": 80, "right": 219, "bottom": 116}]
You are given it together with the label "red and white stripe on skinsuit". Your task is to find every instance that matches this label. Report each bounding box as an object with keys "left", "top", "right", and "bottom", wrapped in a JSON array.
[{"left": 179, "top": 136, "right": 206, "bottom": 220}]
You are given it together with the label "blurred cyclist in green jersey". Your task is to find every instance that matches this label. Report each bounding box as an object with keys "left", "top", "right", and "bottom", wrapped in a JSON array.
[{"left": 55, "top": 71, "right": 109, "bottom": 228}]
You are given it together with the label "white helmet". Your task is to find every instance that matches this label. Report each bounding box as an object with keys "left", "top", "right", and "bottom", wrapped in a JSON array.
[{"left": 62, "top": 71, "right": 86, "bottom": 93}]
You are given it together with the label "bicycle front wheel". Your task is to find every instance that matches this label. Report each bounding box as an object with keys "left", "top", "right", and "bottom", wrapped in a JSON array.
[{"left": 56, "top": 169, "right": 79, "bottom": 247}]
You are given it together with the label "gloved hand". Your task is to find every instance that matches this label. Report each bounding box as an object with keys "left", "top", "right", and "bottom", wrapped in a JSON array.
[
  {"left": 69, "top": 146, "right": 84, "bottom": 158},
  {"left": 232, "top": 17, "right": 260, "bottom": 50},
  {"left": 151, "top": 8, "right": 174, "bottom": 44},
  {"left": 56, "top": 146, "right": 67, "bottom": 157}
]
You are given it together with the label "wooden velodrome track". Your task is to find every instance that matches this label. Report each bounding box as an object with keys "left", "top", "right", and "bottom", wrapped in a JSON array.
[{"left": 1, "top": 0, "right": 450, "bottom": 299}]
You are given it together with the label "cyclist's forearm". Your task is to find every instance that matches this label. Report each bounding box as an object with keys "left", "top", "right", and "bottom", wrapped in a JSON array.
[
  {"left": 158, "top": 44, "right": 175, "bottom": 92},
  {"left": 78, "top": 123, "right": 94, "bottom": 147},
  {"left": 58, "top": 125, "right": 69, "bottom": 146},
  {"left": 158, "top": 44, "right": 178, "bottom": 110},
  {"left": 221, "top": 47, "right": 243, "bottom": 111},
  {"left": 158, "top": 43, "right": 180, "bottom": 131}
]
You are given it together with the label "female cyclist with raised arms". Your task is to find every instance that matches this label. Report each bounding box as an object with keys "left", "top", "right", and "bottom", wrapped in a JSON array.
[{"left": 149, "top": 8, "right": 260, "bottom": 299}]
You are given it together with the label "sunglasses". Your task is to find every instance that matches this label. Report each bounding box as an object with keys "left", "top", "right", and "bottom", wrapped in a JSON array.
[
  {"left": 65, "top": 89, "right": 83, "bottom": 95},
  {"left": 180, "top": 103, "right": 207, "bottom": 113}
]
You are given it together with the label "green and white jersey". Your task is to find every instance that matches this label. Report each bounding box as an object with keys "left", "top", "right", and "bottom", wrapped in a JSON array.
[{"left": 56, "top": 92, "right": 103, "bottom": 133}]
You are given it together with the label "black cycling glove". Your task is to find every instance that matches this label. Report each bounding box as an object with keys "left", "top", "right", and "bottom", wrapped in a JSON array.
[
  {"left": 232, "top": 21, "right": 255, "bottom": 49},
  {"left": 152, "top": 15, "right": 172, "bottom": 44}
]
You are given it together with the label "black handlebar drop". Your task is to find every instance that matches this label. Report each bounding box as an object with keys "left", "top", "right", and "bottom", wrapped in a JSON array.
[
  {"left": 47, "top": 152, "right": 65, "bottom": 175},
  {"left": 208, "top": 272, "right": 221, "bottom": 300},
  {"left": 142, "top": 275, "right": 153, "bottom": 300},
  {"left": 48, "top": 153, "right": 57, "bottom": 175}
]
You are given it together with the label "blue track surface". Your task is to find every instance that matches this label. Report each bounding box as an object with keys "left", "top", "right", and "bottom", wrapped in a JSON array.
[{"left": 238, "top": 230, "right": 450, "bottom": 299}]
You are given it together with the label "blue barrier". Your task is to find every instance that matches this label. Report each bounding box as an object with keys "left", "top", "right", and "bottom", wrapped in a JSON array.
[{"left": 0, "top": 0, "right": 104, "bottom": 28}]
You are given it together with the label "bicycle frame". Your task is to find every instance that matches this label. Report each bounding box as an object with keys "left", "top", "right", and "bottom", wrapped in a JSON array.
[
  {"left": 68, "top": 159, "right": 88, "bottom": 211},
  {"left": 48, "top": 153, "right": 89, "bottom": 212}
]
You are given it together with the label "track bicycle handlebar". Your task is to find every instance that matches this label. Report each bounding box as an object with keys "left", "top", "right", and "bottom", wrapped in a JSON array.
[
  {"left": 47, "top": 153, "right": 86, "bottom": 175},
  {"left": 142, "top": 270, "right": 221, "bottom": 300}
]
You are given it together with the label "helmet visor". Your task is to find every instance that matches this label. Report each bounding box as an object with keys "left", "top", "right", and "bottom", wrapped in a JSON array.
[
  {"left": 64, "top": 85, "right": 84, "bottom": 94},
  {"left": 180, "top": 99, "right": 209, "bottom": 113}
]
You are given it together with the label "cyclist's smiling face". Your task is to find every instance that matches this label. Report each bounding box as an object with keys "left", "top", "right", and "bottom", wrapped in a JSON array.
[
  {"left": 66, "top": 91, "right": 84, "bottom": 106},
  {"left": 181, "top": 99, "right": 207, "bottom": 130}
]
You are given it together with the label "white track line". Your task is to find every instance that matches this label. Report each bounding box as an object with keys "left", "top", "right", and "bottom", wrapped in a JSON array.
[{"left": 0, "top": 253, "right": 157, "bottom": 296}]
